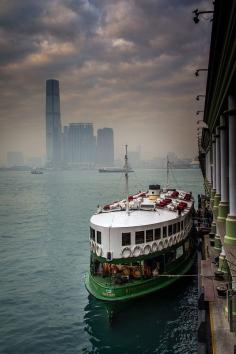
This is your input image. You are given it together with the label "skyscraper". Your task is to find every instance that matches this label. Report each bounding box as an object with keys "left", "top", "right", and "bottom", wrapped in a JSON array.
[
  {"left": 46, "top": 79, "right": 62, "bottom": 165},
  {"left": 62, "top": 123, "right": 96, "bottom": 165},
  {"left": 97, "top": 128, "right": 114, "bottom": 166}
]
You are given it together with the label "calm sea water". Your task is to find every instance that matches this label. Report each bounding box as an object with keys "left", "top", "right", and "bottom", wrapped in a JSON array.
[{"left": 0, "top": 169, "right": 203, "bottom": 354}]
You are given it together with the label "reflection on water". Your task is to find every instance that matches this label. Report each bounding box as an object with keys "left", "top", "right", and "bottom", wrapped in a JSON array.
[{"left": 84, "top": 275, "right": 198, "bottom": 354}]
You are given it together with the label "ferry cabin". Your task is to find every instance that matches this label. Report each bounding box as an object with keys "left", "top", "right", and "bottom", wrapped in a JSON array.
[{"left": 89, "top": 208, "right": 193, "bottom": 286}]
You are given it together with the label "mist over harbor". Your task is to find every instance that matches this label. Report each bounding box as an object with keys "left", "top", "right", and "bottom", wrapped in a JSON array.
[{"left": 0, "top": 0, "right": 212, "bottom": 164}]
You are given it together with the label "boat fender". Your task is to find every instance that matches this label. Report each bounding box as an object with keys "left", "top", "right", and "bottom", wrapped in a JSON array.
[
  {"left": 121, "top": 247, "right": 132, "bottom": 258},
  {"left": 92, "top": 242, "right": 96, "bottom": 253},
  {"left": 96, "top": 245, "right": 103, "bottom": 257},
  {"left": 133, "top": 246, "right": 143, "bottom": 257},
  {"left": 152, "top": 242, "right": 158, "bottom": 252},
  {"left": 164, "top": 240, "right": 169, "bottom": 248},
  {"left": 90, "top": 240, "right": 94, "bottom": 250},
  {"left": 158, "top": 241, "right": 163, "bottom": 251},
  {"left": 144, "top": 245, "right": 151, "bottom": 255}
]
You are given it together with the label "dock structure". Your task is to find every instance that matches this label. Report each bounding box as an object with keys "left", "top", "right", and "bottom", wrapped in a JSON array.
[{"left": 196, "top": 1, "right": 236, "bottom": 353}]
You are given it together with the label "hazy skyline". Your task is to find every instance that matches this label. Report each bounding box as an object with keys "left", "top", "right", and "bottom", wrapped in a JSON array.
[{"left": 0, "top": 0, "right": 213, "bottom": 163}]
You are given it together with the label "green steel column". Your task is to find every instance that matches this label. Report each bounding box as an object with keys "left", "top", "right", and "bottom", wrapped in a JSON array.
[
  {"left": 225, "top": 97, "right": 236, "bottom": 245},
  {"left": 217, "top": 116, "right": 229, "bottom": 243},
  {"left": 209, "top": 188, "right": 216, "bottom": 239},
  {"left": 214, "top": 127, "right": 221, "bottom": 252},
  {"left": 225, "top": 216, "right": 236, "bottom": 245}
]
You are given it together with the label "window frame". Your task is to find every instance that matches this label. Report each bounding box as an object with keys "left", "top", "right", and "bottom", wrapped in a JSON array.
[
  {"left": 163, "top": 226, "right": 167, "bottom": 238},
  {"left": 135, "top": 231, "right": 145, "bottom": 244},
  {"left": 146, "top": 229, "right": 154, "bottom": 243},
  {"left": 122, "top": 232, "right": 131, "bottom": 246},
  {"left": 173, "top": 223, "right": 177, "bottom": 234},
  {"left": 97, "top": 231, "right": 102, "bottom": 244},
  {"left": 154, "top": 228, "right": 161, "bottom": 240},
  {"left": 177, "top": 222, "right": 180, "bottom": 232},
  {"left": 90, "top": 227, "right": 95, "bottom": 240},
  {"left": 168, "top": 224, "right": 173, "bottom": 236}
]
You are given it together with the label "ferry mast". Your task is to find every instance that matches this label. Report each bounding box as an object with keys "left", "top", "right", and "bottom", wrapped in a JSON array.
[{"left": 125, "top": 144, "right": 130, "bottom": 215}]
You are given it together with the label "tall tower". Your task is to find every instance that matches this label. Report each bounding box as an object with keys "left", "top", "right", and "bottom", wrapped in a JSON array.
[{"left": 46, "top": 79, "right": 62, "bottom": 165}]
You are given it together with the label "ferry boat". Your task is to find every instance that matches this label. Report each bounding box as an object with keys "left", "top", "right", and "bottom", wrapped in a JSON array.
[
  {"left": 98, "top": 167, "right": 134, "bottom": 173},
  {"left": 31, "top": 167, "right": 43, "bottom": 174},
  {"left": 85, "top": 148, "right": 195, "bottom": 302}
]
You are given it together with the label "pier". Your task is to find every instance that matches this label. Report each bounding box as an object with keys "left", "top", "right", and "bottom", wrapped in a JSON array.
[{"left": 197, "top": 1, "right": 236, "bottom": 353}]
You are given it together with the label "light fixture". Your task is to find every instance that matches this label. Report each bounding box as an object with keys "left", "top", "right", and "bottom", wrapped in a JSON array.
[
  {"left": 195, "top": 69, "right": 208, "bottom": 77},
  {"left": 196, "top": 95, "right": 206, "bottom": 101},
  {"left": 196, "top": 120, "right": 208, "bottom": 127},
  {"left": 192, "top": 9, "right": 214, "bottom": 24},
  {"left": 196, "top": 110, "right": 204, "bottom": 115}
]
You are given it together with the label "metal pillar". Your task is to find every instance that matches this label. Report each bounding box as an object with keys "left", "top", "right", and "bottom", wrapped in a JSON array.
[
  {"left": 225, "top": 95, "right": 236, "bottom": 245},
  {"left": 210, "top": 138, "right": 216, "bottom": 205},
  {"left": 217, "top": 116, "right": 229, "bottom": 230},
  {"left": 210, "top": 136, "right": 216, "bottom": 236},
  {"left": 208, "top": 150, "right": 212, "bottom": 185},
  {"left": 205, "top": 150, "right": 212, "bottom": 194},
  {"left": 214, "top": 127, "right": 221, "bottom": 251}
]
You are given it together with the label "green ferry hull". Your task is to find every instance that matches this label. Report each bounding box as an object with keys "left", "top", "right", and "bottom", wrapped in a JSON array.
[{"left": 85, "top": 252, "right": 196, "bottom": 302}]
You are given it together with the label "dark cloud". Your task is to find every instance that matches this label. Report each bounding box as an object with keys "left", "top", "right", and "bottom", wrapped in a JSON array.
[{"left": 0, "top": 0, "right": 212, "bottom": 162}]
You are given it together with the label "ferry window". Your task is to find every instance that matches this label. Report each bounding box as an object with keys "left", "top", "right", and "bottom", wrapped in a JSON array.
[
  {"left": 173, "top": 223, "right": 177, "bottom": 234},
  {"left": 163, "top": 226, "right": 167, "bottom": 238},
  {"left": 97, "top": 231, "right": 101, "bottom": 244},
  {"left": 122, "top": 232, "right": 131, "bottom": 246},
  {"left": 154, "top": 228, "right": 161, "bottom": 240},
  {"left": 146, "top": 229, "right": 153, "bottom": 242},
  {"left": 90, "top": 227, "right": 95, "bottom": 240},
  {"left": 181, "top": 221, "right": 184, "bottom": 230},
  {"left": 168, "top": 224, "right": 173, "bottom": 236},
  {"left": 135, "top": 231, "right": 145, "bottom": 244},
  {"left": 177, "top": 222, "right": 180, "bottom": 232}
]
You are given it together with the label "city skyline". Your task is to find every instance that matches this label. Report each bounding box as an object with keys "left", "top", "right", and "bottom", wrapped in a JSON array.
[{"left": 0, "top": 1, "right": 212, "bottom": 163}]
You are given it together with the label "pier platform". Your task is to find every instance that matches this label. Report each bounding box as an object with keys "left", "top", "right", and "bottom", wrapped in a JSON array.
[{"left": 200, "top": 234, "right": 236, "bottom": 354}]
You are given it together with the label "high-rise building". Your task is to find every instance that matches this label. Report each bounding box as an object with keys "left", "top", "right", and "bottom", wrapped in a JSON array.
[
  {"left": 46, "top": 79, "right": 62, "bottom": 165},
  {"left": 62, "top": 123, "right": 96, "bottom": 165},
  {"left": 96, "top": 128, "right": 114, "bottom": 166}
]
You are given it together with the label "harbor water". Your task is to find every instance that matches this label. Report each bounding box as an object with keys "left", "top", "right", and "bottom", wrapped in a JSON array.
[{"left": 0, "top": 169, "right": 203, "bottom": 354}]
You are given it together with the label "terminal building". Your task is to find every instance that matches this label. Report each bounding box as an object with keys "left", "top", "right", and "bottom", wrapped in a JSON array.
[{"left": 197, "top": 1, "right": 236, "bottom": 352}]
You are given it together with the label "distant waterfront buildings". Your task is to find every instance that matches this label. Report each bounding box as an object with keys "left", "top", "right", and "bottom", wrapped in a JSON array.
[
  {"left": 7, "top": 151, "right": 24, "bottom": 167},
  {"left": 97, "top": 128, "right": 114, "bottom": 166},
  {"left": 46, "top": 79, "right": 62, "bottom": 166},
  {"left": 45, "top": 79, "right": 115, "bottom": 168}
]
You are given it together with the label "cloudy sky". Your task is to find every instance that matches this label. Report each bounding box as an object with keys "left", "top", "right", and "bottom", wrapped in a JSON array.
[{"left": 0, "top": 0, "right": 213, "bottom": 163}]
